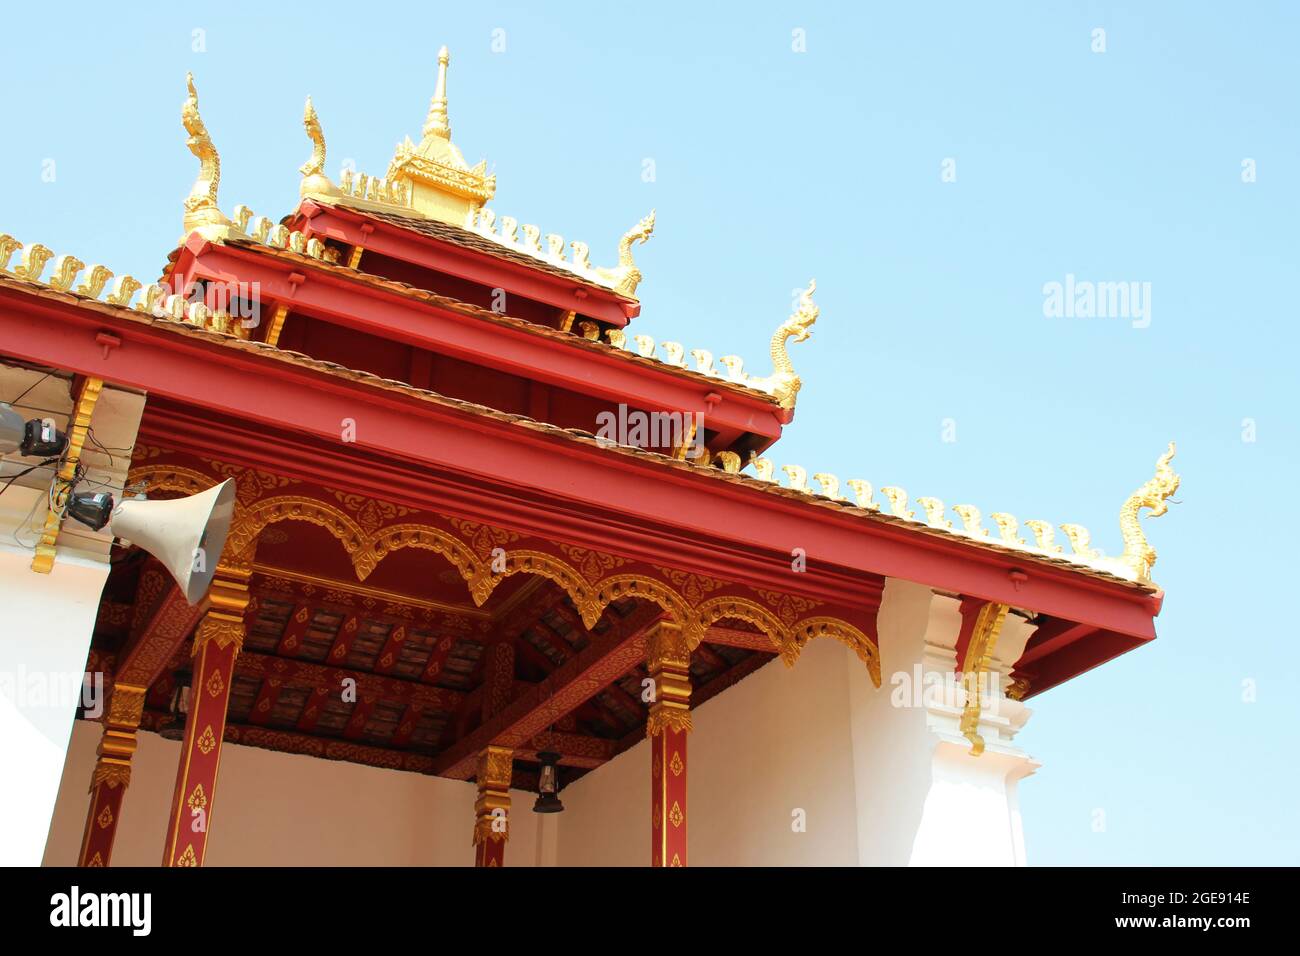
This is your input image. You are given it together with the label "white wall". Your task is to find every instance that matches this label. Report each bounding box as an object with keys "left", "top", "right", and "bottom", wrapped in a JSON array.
[
  {"left": 42, "top": 578, "right": 1037, "bottom": 867},
  {"left": 558, "top": 637, "right": 861, "bottom": 866},
  {"left": 44, "top": 720, "right": 556, "bottom": 867},
  {"left": 1, "top": 372, "right": 144, "bottom": 866}
]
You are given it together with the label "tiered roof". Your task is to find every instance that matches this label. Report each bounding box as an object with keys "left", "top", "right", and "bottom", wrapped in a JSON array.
[{"left": 0, "top": 48, "right": 1181, "bottom": 590}]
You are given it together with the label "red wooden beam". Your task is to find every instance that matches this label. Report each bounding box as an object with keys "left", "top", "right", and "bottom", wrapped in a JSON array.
[
  {"left": 433, "top": 602, "right": 665, "bottom": 778},
  {"left": 176, "top": 239, "right": 782, "bottom": 440},
  {"left": 297, "top": 201, "right": 642, "bottom": 325},
  {"left": 0, "top": 287, "right": 1162, "bottom": 674},
  {"left": 112, "top": 573, "right": 208, "bottom": 691},
  {"left": 1016, "top": 618, "right": 1096, "bottom": 668}
]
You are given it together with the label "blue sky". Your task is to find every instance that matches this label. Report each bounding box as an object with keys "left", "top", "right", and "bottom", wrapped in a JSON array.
[{"left": 3, "top": 2, "right": 1296, "bottom": 865}]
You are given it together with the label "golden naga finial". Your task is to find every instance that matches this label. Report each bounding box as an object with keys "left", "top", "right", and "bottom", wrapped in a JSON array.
[
  {"left": 299, "top": 96, "right": 335, "bottom": 197},
  {"left": 1110, "top": 441, "right": 1180, "bottom": 580},
  {"left": 181, "top": 74, "right": 230, "bottom": 240},
  {"left": 423, "top": 45, "right": 452, "bottom": 140},
  {"left": 595, "top": 210, "right": 655, "bottom": 298},
  {"left": 752, "top": 280, "right": 818, "bottom": 410}
]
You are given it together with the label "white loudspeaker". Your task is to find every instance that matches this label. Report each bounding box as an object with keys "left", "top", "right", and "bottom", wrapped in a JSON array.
[{"left": 110, "top": 478, "right": 237, "bottom": 605}]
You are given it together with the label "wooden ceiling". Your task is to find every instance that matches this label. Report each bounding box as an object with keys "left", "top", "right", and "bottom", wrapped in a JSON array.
[{"left": 91, "top": 513, "right": 777, "bottom": 791}]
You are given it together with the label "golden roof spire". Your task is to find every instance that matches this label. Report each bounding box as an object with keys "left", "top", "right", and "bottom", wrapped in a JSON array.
[
  {"left": 387, "top": 44, "right": 495, "bottom": 224},
  {"left": 422, "top": 46, "right": 452, "bottom": 141}
]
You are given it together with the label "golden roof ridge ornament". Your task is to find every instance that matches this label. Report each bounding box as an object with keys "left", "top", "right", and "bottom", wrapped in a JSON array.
[
  {"left": 594, "top": 211, "right": 655, "bottom": 298},
  {"left": 751, "top": 280, "right": 818, "bottom": 410},
  {"left": 181, "top": 74, "right": 232, "bottom": 242},
  {"left": 719, "top": 442, "right": 1180, "bottom": 584},
  {"left": 1108, "top": 441, "right": 1180, "bottom": 581},
  {"left": 299, "top": 96, "right": 336, "bottom": 198}
]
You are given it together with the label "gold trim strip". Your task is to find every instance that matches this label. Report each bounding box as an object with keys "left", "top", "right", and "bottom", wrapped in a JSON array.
[
  {"left": 959, "top": 602, "right": 1010, "bottom": 756},
  {"left": 263, "top": 303, "right": 290, "bottom": 348},
  {"left": 32, "top": 377, "right": 104, "bottom": 573},
  {"left": 250, "top": 562, "right": 542, "bottom": 621}
]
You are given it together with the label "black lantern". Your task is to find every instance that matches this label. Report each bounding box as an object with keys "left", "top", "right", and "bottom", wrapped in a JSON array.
[
  {"left": 158, "top": 668, "right": 192, "bottom": 741},
  {"left": 532, "top": 751, "right": 564, "bottom": 813}
]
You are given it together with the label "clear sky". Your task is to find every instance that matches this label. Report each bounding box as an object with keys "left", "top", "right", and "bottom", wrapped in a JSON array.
[{"left": 2, "top": 2, "right": 1296, "bottom": 865}]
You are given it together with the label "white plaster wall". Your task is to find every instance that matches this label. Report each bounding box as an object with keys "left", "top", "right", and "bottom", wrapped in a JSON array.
[
  {"left": 43, "top": 720, "right": 555, "bottom": 867},
  {"left": 0, "top": 550, "right": 111, "bottom": 867},
  {"left": 558, "top": 637, "right": 861, "bottom": 866},
  {"left": 1, "top": 373, "right": 145, "bottom": 866},
  {"left": 41, "top": 579, "right": 1034, "bottom": 867}
]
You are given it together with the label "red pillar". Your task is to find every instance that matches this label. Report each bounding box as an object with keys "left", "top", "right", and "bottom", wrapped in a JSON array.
[
  {"left": 76, "top": 684, "right": 146, "bottom": 867},
  {"left": 472, "top": 745, "right": 513, "bottom": 867},
  {"left": 161, "top": 570, "right": 249, "bottom": 867},
  {"left": 646, "top": 621, "right": 690, "bottom": 867}
]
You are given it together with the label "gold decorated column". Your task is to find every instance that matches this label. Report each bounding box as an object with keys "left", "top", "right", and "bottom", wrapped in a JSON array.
[
  {"left": 76, "top": 683, "right": 146, "bottom": 867},
  {"left": 160, "top": 565, "right": 250, "bottom": 866},
  {"left": 472, "top": 745, "right": 513, "bottom": 867},
  {"left": 646, "top": 621, "right": 690, "bottom": 867}
]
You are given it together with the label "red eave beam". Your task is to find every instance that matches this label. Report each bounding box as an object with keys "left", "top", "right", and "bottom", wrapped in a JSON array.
[
  {"left": 0, "top": 289, "right": 1161, "bottom": 654},
  {"left": 297, "top": 201, "right": 640, "bottom": 325},
  {"left": 176, "top": 237, "right": 782, "bottom": 442}
]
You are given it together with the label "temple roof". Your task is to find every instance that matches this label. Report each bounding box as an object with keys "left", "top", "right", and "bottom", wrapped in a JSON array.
[{"left": 0, "top": 268, "right": 1174, "bottom": 591}]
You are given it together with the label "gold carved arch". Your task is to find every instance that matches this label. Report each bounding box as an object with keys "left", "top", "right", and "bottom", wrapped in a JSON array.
[
  {"left": 784, "top": 616, "right": 881, "bottom": 687},
  {"left": 692, "top": 596, "right": 787, "bottom": 651},
  {"left": 229, "top": 496, "right": 369, "bottom": 573},
  {"left": 480, "top": 551, "right": 598, "bottom": 621},
  {"left": 590, "top": 573, "right": 691, "bottom": 631},
  {"left": 366, "top": 523, "right": 486, "bottom": 594},
  {"left": 126, "top": 462, "right": 882, "bottom": 686}
]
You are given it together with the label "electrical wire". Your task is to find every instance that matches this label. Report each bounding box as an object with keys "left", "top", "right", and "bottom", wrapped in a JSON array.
[
  {"left": 4, "top": 371, "right": 53, "bottom": 408},
  {"left": 0, "top": 456, "right": 60, "bottom": 500}
]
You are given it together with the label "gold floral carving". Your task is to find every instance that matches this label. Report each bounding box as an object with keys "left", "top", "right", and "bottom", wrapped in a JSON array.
[
  {"left": 332, "top": 492, "right": 415, "bottom": 534},
  {"left": 782, "top": 617, "right": 881, "bottom": 687},
  {"left": 653, "top": 566, "right": 724, "bottom": 604},
  {"left": 176, "top": 845, "right": 198, "bottom": 867},
  {"left": 91, "top": 761, "right": 131, "bottom": 790},
  {"left": 646, "top": 621, "right": 692, "bottom": 737},
  {"left": 472, "top": 815, "right": 509, "bottom": 846},
  {"left": 476, "top": 745, "right": 515, "bottom": 790},
  {"left": 186, "top": 783, "right": 208, "bottom": 812},
  {"left": 754, "top": 588, "right": 821, "bottom": 626},
  {"left": 669, "top": 801, "right": 684, "bottom": 828},
  {"left": 106, "top": 684, "right": 147, "bottom": 727},
  {"left": 646, "top": 706, "right": 693, "bottom": 737},
  {"left": 197, "top": 725, "right": 217, "bottom": 755},
  {"left": 193, "top": 615, "right": 245, "bottom": 656},
  {"left": 450, "top": 517, "right": 519, "bottom": 559},
  {"left": 560, "top": 544, "right": 627, "bottom": 582},
  {"left": 97, "top": 806, "right": 114, "bottom": 829}
]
